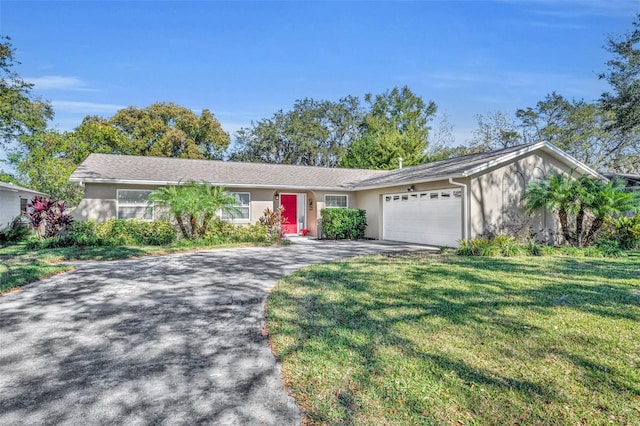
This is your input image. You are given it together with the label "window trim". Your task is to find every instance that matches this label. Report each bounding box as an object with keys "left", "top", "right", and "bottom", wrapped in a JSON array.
[
  {"left": 116, "top": 189, "right": 154, "bottom": 221},
  {"left": 221, "top": 191, "right": 251, "bottom": 223},
  {"left": 324, "top": 194, "right": 348, "bottom": 209}
]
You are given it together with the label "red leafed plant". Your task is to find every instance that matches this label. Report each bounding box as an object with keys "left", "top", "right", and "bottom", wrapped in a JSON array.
[{"left": 26, "top": 196, "right": 73, "bottom": 238}]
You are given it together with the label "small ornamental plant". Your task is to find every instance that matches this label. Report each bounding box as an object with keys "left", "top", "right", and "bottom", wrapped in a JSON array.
[
  {"left": 300, "top": 228, "right": 309, "bottom": 236},
  {"left": 26, "top": 196, "right": 73, "bottom": 238}
]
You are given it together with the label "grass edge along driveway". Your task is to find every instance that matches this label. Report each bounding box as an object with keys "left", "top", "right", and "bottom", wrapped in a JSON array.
[
  {"left": 0, "top": 241, "right": 281, "bottom": 294},
  {"left": 267, "top": 253, "right": 640, "bottom": 425}
]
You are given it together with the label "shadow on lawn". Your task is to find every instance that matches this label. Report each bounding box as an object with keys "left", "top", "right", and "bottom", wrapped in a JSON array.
[{"left": 268, "top": 254, "right": 640, "bottom": 424}]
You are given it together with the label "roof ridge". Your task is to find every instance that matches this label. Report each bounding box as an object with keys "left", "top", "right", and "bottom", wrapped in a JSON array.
[{"left": 86, "top": 153, "right": 387, "bottom": 174}]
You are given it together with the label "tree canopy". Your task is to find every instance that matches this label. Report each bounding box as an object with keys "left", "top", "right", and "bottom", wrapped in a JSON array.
[
  {"left": 0, "top": 36, "right": 53, "bottom": 149},
  {"left": 342, "top": 86, "right": 437, "bottom": 170},
  {"left": 110, "top": 102, "right": 230, "bottom": 159},
  {"left": 229, "top": 96, "right": 363, "bottom": 167},
  {"left": 600, "top": 14, "right": 640, "bottom": 135}
]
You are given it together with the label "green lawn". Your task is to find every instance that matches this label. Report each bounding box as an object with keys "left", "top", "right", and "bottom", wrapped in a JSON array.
[
  {"left": 267, "top": 253, "right": 640, "bottom": 425},
  {"left": 0, "top": 240, "right": 281, "bottom": 294}
]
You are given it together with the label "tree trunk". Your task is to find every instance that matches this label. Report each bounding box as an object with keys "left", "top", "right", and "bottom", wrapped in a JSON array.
[
  {"left": 200, "top": 212, "right": 213, "bottom": 237},
  {"left": 575, "top": 206, "right": 585, "bottom": 247},
  {"left": 175, "top": 215, "right": 189, "bottom": 239},
  {"left": 585, "top": 217, "right": 604, "bottom": 245},
  {"left": 190, "top": 215, "right": 199, "bottom": 239},
  {"left": 558, "top": 208, "right": 573, "bottom": 245}
]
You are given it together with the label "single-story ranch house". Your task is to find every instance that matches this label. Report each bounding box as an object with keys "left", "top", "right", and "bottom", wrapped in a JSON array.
[
  {"left": 69, "top": 142, "right": 601, "bottom": 247},
  {"left": 0, "top": 182, "right": 45, "bottom": 228}
]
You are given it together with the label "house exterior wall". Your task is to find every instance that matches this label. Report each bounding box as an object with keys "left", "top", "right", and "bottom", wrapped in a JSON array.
[
  {"left": 0, "top": 189, "right": 37, "bottom": 227},
  {"left": 469, "top": 151, "right": 574, "bottom": 243},
  {"left": 354, "top": 181, "right": 466, "bottom": 240},
  {"left": 72, "top": 183, "right": 356, "bottom": 238}
]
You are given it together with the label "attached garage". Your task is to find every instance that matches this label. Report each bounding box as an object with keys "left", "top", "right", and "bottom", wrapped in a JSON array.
[{"left": 382, "top": 188, "right": 463, "bottom": 247}]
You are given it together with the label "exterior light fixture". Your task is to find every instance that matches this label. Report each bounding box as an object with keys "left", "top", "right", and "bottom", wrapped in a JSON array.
[
  {"left": 408, "top": 185, "right": 415, "bottom": 192},
  {"left": 274, "top": 192, "right": 279, "bottom": 201}
]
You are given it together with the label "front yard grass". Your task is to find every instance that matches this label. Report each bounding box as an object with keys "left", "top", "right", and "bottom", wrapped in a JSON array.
[
  {"left": 267, "top": 253, "right": 640, "bottom": 425},
  {"left": 0, "top": 240, "right": 282, "bottom": 294}
]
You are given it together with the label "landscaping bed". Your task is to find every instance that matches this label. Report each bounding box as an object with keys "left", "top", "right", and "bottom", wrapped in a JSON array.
[{"left": 267, "top": 253, "right": 640, "bottom": 425}]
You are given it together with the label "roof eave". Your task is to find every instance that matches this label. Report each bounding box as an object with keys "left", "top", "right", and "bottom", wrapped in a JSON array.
[
  {"left": 351, "top": 173, "right": 466, "bottom": 191},
  {"left": 69, "top": 177, "right": 357, "bottom": 192},
  {"left": 460, "top": 141, "right": 604, "bottom": 179}
]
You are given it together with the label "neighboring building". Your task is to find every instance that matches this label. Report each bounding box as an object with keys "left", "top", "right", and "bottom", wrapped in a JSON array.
[
  {"left": 69, "top": 142, "right": 602, "bottom": 247},
  {"left": 604, "top": 173, "right": 640, "bottom": 192},
  {"left": 0, "top": 182, "right": 45, "bottom": 228}
]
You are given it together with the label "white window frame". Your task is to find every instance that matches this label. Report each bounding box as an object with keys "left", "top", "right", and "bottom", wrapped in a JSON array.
[
  {"left": 221, "top": 192, "right": 251, "bottom": 223},
  {"left": 324, "top": 194, "right": 348, "bottom": 209},
  {"left": 116, "top": 189, "right": 154, "bottom": 221}
]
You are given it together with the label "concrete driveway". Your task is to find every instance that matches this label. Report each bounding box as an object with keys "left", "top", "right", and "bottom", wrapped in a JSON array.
[{"left": 0, "top": 240, "right": 433, "bottom": 425}]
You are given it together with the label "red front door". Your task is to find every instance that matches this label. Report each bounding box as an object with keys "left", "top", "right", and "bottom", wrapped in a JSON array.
[{"left": 281, "top": 194, "right": 298, "bottom": 234}]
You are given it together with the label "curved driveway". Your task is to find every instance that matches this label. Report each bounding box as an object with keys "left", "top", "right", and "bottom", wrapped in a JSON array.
[{"left": 0, "top": 240, "right": 432, "bottom": 425}]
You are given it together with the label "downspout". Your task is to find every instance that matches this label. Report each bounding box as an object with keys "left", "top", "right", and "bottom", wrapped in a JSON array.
[{"left": 449, "top": 177, "right": 469, "bottom": 243}]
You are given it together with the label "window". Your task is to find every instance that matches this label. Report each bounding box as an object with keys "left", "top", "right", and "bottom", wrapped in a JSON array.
[
  {"left": 324, "top": 194, "right": 348, "bottom": 208},
  {"left": 221, "top": 192, "right": 250, "bottom": 221},
  {"left": 20, "top": 198, "right": 28, "bottom": 215},
  {"left": 117, "top": 190, "right": 153, "bottom": 220}
]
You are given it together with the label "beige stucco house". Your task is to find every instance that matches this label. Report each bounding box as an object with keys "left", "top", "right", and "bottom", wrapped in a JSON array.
[
  {"left": 0, "top": 182, "right": 45, "bottom": 228},
  {"left": 69, "top": 142, "right": 602, "bottom": 247}
]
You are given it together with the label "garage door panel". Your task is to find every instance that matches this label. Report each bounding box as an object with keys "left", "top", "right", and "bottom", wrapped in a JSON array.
[{"left": 382, "top": 190, "right": 462, "bottom": 247}]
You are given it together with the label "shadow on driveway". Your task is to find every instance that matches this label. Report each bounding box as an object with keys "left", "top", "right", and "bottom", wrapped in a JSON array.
[{"left": 0, "top": 240, "right": 434, "bottom": 425}]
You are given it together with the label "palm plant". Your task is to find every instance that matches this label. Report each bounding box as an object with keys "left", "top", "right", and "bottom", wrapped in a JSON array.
[
  {"left": 149, "top": 182, "right": 240, "bottom": 239},
  {"left": 583, "top": 179, "right": 640, "bottom": 244},
  {"left": 522, "top": 171, "right": 578, "bottom": 245},
  {"left": 148, "top": 185, "right": 191, "bottom": 238}
]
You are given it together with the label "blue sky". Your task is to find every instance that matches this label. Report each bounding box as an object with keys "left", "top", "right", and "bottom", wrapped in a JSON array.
[{"left": 1, "top": 0, "right": 638, "bottom": 151}]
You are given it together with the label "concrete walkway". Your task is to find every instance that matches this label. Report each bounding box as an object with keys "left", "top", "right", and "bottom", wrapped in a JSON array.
[{"left": 0, "top": 240, "right": 434, "bottom": 426}]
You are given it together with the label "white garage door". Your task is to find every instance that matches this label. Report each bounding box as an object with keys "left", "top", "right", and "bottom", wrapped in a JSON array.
[{"left": 382, "top": 189, "right": 463, "bottom": 247}]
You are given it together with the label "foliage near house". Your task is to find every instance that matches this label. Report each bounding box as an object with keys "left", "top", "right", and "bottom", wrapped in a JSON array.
[
  {"left": 320, "top": 208, "right": 367, "bottom": 239},
  {"left": 25, "top": 196, "right": 73, "bottom": 238},
  {"left": 522, "top": 172, "right": 639, "bottom": 247},
  {"left": 149, "top": 182, "right": 240, "bottom": 239},
  {"left": 267, "top": 253, "right": 640, "bottom": 425}
]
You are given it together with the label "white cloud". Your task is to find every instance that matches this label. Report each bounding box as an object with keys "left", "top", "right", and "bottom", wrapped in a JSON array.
[
  {"left": 25, "top": 75, "right": 95, "bottom": 92},
  {"left": 51, "top": 100, "right": 125, "bottom": 114}
]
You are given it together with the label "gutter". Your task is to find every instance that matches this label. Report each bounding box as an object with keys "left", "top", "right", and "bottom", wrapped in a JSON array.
[{"left": 449, "top": 177, "right": 469, "bottom": 242}]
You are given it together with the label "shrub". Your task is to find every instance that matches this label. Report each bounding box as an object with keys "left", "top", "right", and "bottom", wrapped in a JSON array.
[
  {"left": 259, "top": 207, "right": 285, "bottom": 239},
  {"left": 0, "top": 216, "right": 31, "bottom": 244},
  {"left": 320, "top": 208, "right": 367, "bottom": 240},
  {"left": 26, "top": 196, "right": 73, "bottom": 238},
  {"left": 455, "top": 240, "right": 474, "bottom": 256},
  {"left": 601, "top": 214, "right": 640, "bottom": 250},
  {"left": 65, "top": 219, "right": 177, "bottom": 246},
  {"left": 595, "top": 239, "right": 626, "bottom": 257},
  {"left": 525, "top": 239, "right": 543, "bottom": 256}
]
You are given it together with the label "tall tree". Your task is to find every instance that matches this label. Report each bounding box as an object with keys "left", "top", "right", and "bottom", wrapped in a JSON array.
[
  {"left": 599, "top": 14, "right": 640, "bottom": 135},
  {"left": 470, "top": 111, "right": 522, "bottom": 151},
  {"left": 110, "top": 102, "right": 230, "bottom": 159},
  {"left": 342, "top": 86, "right": 437, "bottom": 170},
  {"left": 516, "top": 92, "right": 637, "bottom": 172},
  {"left": 229, "top": 96, "right": 363, "bottom": 167},
  {"left": 0, "top": 36, "right": 53, "bottom": 149}
]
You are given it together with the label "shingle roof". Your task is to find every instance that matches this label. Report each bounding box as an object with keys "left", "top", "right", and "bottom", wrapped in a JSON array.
[
  {"left": 70, "top": 142, "right": 602, "bottom": 190},
  {"left": 69, "top": 154, "right": 387, "bottom": 190},
  {"left": 351, "top": 143, "right": 542, "bottom": 188},
  {"left": 0, "top": 181, "right": 45, "bottom": 195}
]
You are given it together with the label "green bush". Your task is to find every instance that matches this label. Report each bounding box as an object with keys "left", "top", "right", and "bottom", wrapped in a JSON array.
[
  {"left": 595, "top": 239, "right": 626, "bottom": 257},
  {"left": 66, "top": 219, "right": 177, "bottom": 246},
  {"left": 455, "top": 240, "right": 474, "bottom": 256},
  {"left": 0, "top": 217, "right": 31, "bottom": 244},
  {"left": 320, "top": 208, "right": 367, "bottom": 240},
  {"left": 525, "top": 239, "right": 543, "bottom": 256},
  {"left": 602, "top": 214, "right": 640, "bottom": 250}
]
